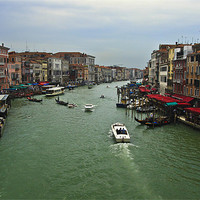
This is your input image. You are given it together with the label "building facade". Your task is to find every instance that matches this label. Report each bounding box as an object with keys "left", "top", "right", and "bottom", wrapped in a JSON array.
[{"left": 0, "top": 43, "right": 9, "bottom": 90}]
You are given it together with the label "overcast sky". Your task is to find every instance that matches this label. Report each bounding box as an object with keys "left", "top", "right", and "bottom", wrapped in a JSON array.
[{"left": 1, "top": 0, "right": 200, "bottom": 68}]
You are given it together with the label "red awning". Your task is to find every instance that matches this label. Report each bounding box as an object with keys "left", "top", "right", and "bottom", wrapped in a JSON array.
[
  {"left": 139, "top": 86, "right": 150, "bottom": 93},
  {"left": 145, "top": 85, "right": 151, "bottom": 88},
  {"left": 165, "top": 93, "right": 171, "bottom": 97},
  {"left": 185, "top": 107, "right": 200, "bottom": 114},
  {"left": 151, "top": 88, "right": 157, "bottom": 91},
  {"left": 177, "top": 102, "right": 191, "bottom": 106},
  {"left": 147, "top": 94, "right": 182, "bottom": 103},
  {"left": 172, "top": 94, "right": 194, "bottom": 103}
]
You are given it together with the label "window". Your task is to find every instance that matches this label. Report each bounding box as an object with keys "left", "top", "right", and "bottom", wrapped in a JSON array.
[
  {"left": 196, "top": 55, "right": 200, "bottom": 62},
  {"left": 161, "top": 67, "right": 167, "bottom": 71},
  {"left": 197, "top": 89, "right": 199, "bottom": 96},
  {"left": 187, "top": 87, "right": 188, "bottom": 95},
  {"left": 161, "top": 76, "right": 167, "bottom": 83},
  {"left": 190, "top": 79, "right": 193, "bottom": 85},
  {"left": 190, "top": 88, "right": 193, "bottom": 95},
  {"left": 191, "top": 56, "right": 194, "bottom": 62}
]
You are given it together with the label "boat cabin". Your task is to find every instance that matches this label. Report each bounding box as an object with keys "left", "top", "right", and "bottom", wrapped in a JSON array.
[
  {"left": 46, "top": 87, "right": 65, "bottom": 96},
  {"left": 41, "top": 85, "right": 56, "bottom": 94}
]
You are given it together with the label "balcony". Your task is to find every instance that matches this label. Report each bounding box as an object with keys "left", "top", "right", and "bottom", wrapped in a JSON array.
[{"left": 0, "top": 62, "right": 5, "bottom": 66}]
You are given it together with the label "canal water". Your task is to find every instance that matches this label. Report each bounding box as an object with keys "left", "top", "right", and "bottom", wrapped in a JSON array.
[{"left": 0, "top": 81, "right": 200, "bottom": 199}]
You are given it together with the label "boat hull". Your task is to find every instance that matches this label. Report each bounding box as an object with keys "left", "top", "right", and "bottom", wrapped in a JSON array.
[
  {"left": 46, "top": 91, "right": 64, "bottom": 97},
  {"left": 84, "top": 104, "right": 94, "bottom": 112},
  {"left": 116, "top": 103, "right": 128, "bottom": 108}
]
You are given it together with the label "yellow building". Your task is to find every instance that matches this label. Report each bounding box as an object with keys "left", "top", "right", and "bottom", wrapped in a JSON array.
[
  {"left": 186, "top": 52, "right": 200, "bottom": 98},
  {"left": 83, "top": 65, "right": 89, "bottom": 83},
  {"left": 167, "top": 47, "right": 175, "bottom": 93},
  {"left": 41, "top": 61, "right": 48, "bottom": 82}
]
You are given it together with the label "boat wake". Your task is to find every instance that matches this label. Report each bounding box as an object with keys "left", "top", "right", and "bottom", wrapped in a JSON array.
[{"left": 109, "top": 142, "right": 138, "bottom": 160}]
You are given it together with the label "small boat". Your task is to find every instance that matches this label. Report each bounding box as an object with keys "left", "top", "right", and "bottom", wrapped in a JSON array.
[
  {"left": 145, "top": 117, "right": 170, "bottom": 127},
  {"left": 88, "top": 85, "right": 93, "bottom": 89},
  {"left": 116, "top": 103, "right": 128, "bottom": 108},
  {"left": 55, "top": 98, "right": 68, "bottom": 106},
  {"left": 27, "top": 97, "right": 43, "bottom": 102},
  {"left": 46, "top": 87, "right": 65, "bottom": 97},
  {"left": 136, "top": 106, "right": 155, "bottom": 113},
  {"left": 100, "top": 95, "right": 105, "bottom": 98},
  {"left": 0, "top": 117, "right": 6, "bottom": 138},
  {"left": 84, "top": 104, "right": 94, "bottom": 112},
  {"left": 134, "top": 117, "right": 148, "bottom": 125},
  {"left": 68, "top": 103, "right": 77, "bottom": 108},
  {"left": 111, "top": 122, "right": 130, "bottom": 143},
  {"left": 0, "top": 95, "right": 10, "bottom": 118}
]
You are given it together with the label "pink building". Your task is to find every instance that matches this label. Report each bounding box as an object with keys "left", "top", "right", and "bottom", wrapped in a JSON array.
[
  {"left": 8, "top": 52, "right": 22, "bottom": 86},
  {"left": 0, "top": 43, "right": 9, "bottom": 90}
]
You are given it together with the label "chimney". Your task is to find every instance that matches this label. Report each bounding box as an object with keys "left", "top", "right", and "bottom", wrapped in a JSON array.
[{"left": 2, "top": 43, "right": 4, "bottom": 47}]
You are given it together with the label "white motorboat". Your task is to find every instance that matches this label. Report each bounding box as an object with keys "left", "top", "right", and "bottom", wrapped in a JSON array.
[
  {"left": 111, "top": 122, "right": 130, "bottom": 143},
  {"left": 84, "top": 104, "right": 94, "bottom": 112},
  {"left": 46, "top": 87, "right": 65, "bottom": 97}
]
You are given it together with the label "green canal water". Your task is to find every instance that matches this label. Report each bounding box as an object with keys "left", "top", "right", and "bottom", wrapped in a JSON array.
[{"left": 0, "top": 81, "right": 200, "bottom": 199}]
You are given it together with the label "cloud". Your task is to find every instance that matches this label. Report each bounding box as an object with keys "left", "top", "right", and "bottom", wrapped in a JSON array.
[{"left": 1, "top": 0, "right": 200, "bottom": 67}]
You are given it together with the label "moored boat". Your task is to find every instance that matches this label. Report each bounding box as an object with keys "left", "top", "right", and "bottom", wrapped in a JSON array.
[
  {"left": 88, "top": 85, "right": 93, "bottom": 89},
  {"left": 134, "top": 117, "right": 148, "bottom": 125},
  {"left": 111, "top": 122, "right": 130, "bottom": 143},
  {"left": 116, "top": 103, "right": 128, "bottom": 108},
  {"left": 136, "top": 106, "right": 155, "bottom": 113},
  {"left": 0, "top": 117, "right": 5, "bottom": 138},
  {"left": 46, "top": 87, "right": 65, "bottom": 97},
  {"left": 0, "top": 95, "right": 11, "bottom": 118},
  {"left": 145, "top": 116, "right": 170, "bottom": 127}
]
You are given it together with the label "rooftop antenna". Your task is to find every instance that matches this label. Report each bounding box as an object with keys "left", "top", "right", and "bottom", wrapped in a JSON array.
[
  {"left": 181, "top": 36, "right": 183, "bottom": 44},
  {"left": 26, "top": 40, "right": 29, "bottom": 52}
]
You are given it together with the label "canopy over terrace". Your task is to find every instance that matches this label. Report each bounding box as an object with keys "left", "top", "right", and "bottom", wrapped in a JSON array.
[
  {"left": 171, "top": 94, "right": 194, "bottom": 103},
  {"left": 139, "top": 86, "right": 151, "bottom": 93},
  {"left": 184, "top": 107, "right": 200, "bottom": 115},
  {"left": 147, "top": 94, "right": 191, "bottom": 107}
]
